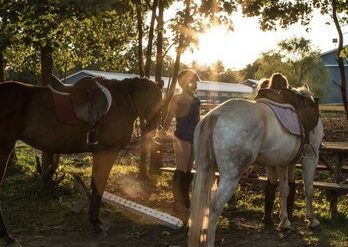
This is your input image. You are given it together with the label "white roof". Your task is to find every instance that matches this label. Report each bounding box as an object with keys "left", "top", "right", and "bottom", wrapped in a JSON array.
[
  {"left": 198, "top": 80, "right": 252, "bottom": 93},
  {"left": 65, "top": 70, "right": 253, "bottom": 94}
]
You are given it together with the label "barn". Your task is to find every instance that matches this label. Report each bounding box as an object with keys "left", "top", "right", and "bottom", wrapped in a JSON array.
[
  {"left": 240, "top": 79, "right": 259, "bottom": 90},
  {"left": 63, "top": 70, "right": 253, "bottom": 103},
  {"left": 321, "top": 48, "right": 348, "bottom": 103}
]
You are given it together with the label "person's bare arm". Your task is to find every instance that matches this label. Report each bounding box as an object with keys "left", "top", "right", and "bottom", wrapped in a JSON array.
[{"left": 163, "top": 96, "right": 178, "bottom": 131}]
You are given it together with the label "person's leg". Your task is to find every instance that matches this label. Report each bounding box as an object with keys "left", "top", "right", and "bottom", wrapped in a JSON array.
[
  {"left": 172, "top": 136, "right": 191, "bottom": 213},
  {"left": 264, "top": 166, "right": 278, "bottom": 227},
  {"left": 287, "top": 163, "right": 296, "bottom": 221}
]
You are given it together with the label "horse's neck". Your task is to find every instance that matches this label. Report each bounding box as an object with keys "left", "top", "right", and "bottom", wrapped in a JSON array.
[
  {"left": 113, "top": 82, "right": 139, "bottom": 118},
  {"left": 309, "top": 118, "right": 324, "bottom": 147}
]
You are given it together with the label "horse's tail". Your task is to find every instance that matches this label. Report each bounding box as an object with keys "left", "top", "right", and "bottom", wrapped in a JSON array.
[{"left": 188, "top": 114, "right": 218, "bottom": 247}]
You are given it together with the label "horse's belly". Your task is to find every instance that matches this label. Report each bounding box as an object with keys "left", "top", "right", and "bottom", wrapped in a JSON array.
[
  {"left": 19, "top": 135, "right": 87, "bottom": 154},
  {"left": 255, "top": 139, "right": 301, "bottom": 167}
]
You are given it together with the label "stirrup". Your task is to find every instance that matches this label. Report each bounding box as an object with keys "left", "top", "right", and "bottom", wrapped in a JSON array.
[{"left": 87, "top": 128, "right": 98, "bottom": 151}]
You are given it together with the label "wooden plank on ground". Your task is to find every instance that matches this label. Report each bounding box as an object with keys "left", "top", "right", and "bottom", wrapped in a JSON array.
[
  {"left": 71, "top": 175, "right": 184, "bottom": 229},
  {"left": 102, "top": 192, "right": 184, "bottom": 229}
]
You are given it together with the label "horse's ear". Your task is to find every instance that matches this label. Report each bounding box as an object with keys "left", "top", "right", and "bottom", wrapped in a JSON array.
[{"left": 157, "top": 79, "right": 164, "bottom": 89}]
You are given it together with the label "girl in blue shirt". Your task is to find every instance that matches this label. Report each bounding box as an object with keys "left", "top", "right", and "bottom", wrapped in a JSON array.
[{"left": 163, "top": 69, "right": 201, "bottom": 214}]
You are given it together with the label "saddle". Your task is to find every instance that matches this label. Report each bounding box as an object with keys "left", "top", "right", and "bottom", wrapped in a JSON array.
[
  {"left": 255, "top": 88, "right": 320, "bottom": 144},
  {"left": 49, "top": 75, "right": 112, "bottom": 149}
]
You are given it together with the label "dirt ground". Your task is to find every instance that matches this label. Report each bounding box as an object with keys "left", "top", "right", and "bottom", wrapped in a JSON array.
[{"left": 7, "top": 116, "right": 348, "bottom": 247}]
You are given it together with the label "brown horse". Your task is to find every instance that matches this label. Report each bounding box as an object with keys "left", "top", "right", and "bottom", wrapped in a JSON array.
[{"left": 0, "top": 77, "right": 163, "bottom": 246}]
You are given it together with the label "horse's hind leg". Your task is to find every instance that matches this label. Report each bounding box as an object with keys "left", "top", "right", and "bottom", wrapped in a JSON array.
[
  {"left": 207, "top": 177, "right": 239, "bottom": 247},
  {"left": 89, "top": 150, "right": 117, "bottom": 234},
  {"left": 0, "top": 141, "right": 20, "bottom": 246},
  {"left": 302, "top": 155, "right": 320, "bottom": 228},
  {"left": 276, "top": 166, "right": 292, "bottom": 230}
]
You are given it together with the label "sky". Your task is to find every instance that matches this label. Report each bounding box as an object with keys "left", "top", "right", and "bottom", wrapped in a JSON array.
[{"left": 168, "top": 8, "right": 348, "bottom": 70}]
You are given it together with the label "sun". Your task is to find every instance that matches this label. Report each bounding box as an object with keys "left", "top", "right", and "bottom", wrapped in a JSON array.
[
  {"left": 180, "top": 23, "right": 276, "bottom": 70},
  {"left": 181, "top": 26, "right": 231, "bottom": 68},
  {"left": 196, "top": 26, "right": 230, "bottom": 65},
  {"left": 181, "top": 25, "right": 253, "bottom": 69}
]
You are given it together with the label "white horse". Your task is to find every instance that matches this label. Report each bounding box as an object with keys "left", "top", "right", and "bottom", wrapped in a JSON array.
[{"left": 188, "top": 86, "right": 324, "bottom": 247}]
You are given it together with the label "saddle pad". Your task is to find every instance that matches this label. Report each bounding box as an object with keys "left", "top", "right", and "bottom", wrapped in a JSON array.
[
  {"left": 49, "top": 88, "right": 82, "bottom": 125},
  {"left": 258, "top": 100, "right": 301, "bottom": 136}
]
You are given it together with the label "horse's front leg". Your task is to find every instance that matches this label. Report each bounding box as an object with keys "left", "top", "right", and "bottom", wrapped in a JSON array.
[
  {"left": 276, "top": 166, "right": 292, "bottom": 230},
  {"left": 302, "top": 154, "right": 320, "bottom": 228},
  {"left": 89, "top": 150, "right": 117, "bottom": 234},
  {"left": 0, "top": 141, "right": 23, "bottom": 246}
]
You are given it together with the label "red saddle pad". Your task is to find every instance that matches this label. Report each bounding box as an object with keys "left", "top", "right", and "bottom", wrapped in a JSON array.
[{"left": 50, "top": 89, "right": 82, "bottom": 125}]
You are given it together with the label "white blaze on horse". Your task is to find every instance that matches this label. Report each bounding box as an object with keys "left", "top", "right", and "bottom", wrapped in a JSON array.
[{"left": 188, "top": 85, "right": 323, "bottom": 247}]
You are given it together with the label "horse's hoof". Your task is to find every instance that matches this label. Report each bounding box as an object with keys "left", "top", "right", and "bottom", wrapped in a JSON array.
[
  {"left": 2, "top": 234, "right": 22, "bottom": 247},
  {"left": 278, "top": 219, "right": 292, "bottom": 230},
  {"left": 6, "top": 241, "right": 23, "bottom": 247},
  {"left": 91, "top": 219, "right": 109, "bottom": 235},
  {"left": 4, "top": 239, "right": 22, "bottom": 247},
  {"left": 280, "top": 225, "right": 295, "bottom": 233},
  {"left": 263, "top": 216, "right": 274, "bottom": 230},
  {"left": 308, "top": 218, "right": 320, "bottom": 229}
]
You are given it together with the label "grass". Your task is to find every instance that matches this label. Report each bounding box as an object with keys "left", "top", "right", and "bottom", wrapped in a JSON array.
[{"left": 1, "top": 143, "right": 348, "bottom": 246}]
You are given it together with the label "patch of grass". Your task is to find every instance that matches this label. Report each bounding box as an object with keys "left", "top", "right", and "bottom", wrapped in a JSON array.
[{"left": 2, "top": 144, "right": 348, "bottom": 246}]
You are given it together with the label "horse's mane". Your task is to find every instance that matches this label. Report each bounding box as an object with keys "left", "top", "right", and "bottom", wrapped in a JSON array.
[
  {"left": 121, "top": 77, "right": 156, "bottom": 86},
  {"left": 93, "top": 76, "right": 156, "bottom": 90}
]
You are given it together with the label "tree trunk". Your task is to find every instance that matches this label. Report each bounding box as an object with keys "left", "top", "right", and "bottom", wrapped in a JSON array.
[
  {"left": 136, "top": 1, "right": 145, "bottom": 77},
  {"left": 332, "top": 0, "right": 348, "bottom": 119},
  {"left": 0, "top": 51, "right": 5, "bottom": 82},
  {"left": 144, "top": 0, "right": 158, "bottom": 78},
  {"left": 149, "top": 0, "right": 165, "bottom": 174},
  {"left": 40, "top": 44, "right": 60, "bottom": 184},
  {"left": 162, "top": 0, "right": 191, "bottom": 114},
  {"left": 136, "top": 0, "right": 149, "bottom": 178},
  {"left": 155, "top": 0, "right": 164, "bottom": 82}
]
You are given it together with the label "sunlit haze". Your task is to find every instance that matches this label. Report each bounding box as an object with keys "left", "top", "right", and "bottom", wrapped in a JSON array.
[{"left": 177, "top": 10, "right": 348, "bottom": 70}]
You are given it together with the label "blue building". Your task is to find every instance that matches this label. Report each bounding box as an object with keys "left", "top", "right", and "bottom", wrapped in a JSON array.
[{"left": 321, "top": 48, "right": 348, "bottom": 103}]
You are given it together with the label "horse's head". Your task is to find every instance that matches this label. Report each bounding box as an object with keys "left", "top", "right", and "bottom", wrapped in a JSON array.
[
  {"left": 292, "top": 84, "right": 317, "bottom": 103},
  {"left": 128, "top": 77, "right": 163, "bottom": 135}
]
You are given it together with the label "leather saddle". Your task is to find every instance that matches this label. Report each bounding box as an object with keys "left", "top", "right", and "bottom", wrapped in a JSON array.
[
  {"left": 255, "top": 88, "right": 320, "bottom": 144},
  {"left": 49, "top": 75, "right": 112, "bottom": 149},
  {"left": 49, "top": 75, "right": 111, "bottom": 124}
]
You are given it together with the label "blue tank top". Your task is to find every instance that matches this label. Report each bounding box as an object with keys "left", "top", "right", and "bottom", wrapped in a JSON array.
[{"left": 174, "top": 96, "right": 200, "bottom": 143}]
